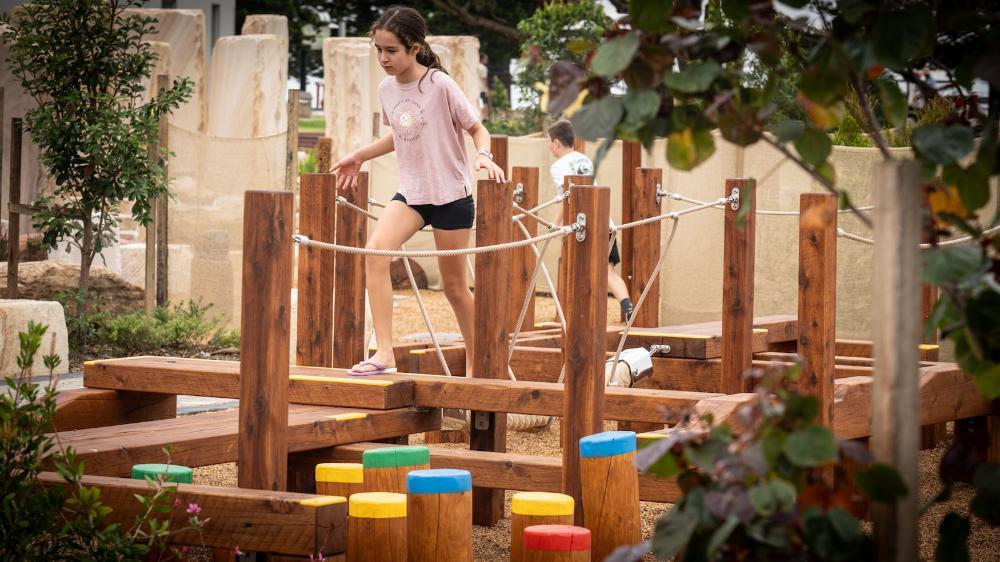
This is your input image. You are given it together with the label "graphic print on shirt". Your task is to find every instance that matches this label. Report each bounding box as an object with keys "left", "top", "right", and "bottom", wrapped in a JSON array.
[
  {"left": 571, "top": 159, "right": 594, "bottom": 176},
  {"left": 389, "top": 98, "right": 426, "bottom": 142}
]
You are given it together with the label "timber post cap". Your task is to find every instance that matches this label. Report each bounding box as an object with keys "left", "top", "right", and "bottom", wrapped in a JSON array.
[
  {"left": 579, "top": 430, "right": 637, "bottom": 458},
  {"left": 348, "top": 492, "right": 407, "bottom": 518},
  {"left": 362, "top": 445, "right": 430, "bottom": 468},
  {"left": 130, "top": 463, "right": 194, "bottom": 484},
  {"left": 316, "top": 462, "right": 363, "bottom": 484},
  {"left": 523, "top": 525, "right": 591, "bottom": 552},
  {"left": 406, "top": 468, "right": 472, "bottom": 494},
  {"left": 636, "top": 432, "right": 668, "bottom": 448},
  {"left": 511, "top": 492, "right": 575, "bottom": 516}
]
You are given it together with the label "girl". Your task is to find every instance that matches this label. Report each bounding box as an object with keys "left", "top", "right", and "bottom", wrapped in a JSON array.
[{"left": 331, "top": 6, "right": 505, "bottom": 376}]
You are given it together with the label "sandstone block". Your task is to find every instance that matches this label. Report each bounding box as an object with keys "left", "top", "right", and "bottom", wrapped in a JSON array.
[{"left": 0, "top": 299, "right": 69, "bottom": 377}]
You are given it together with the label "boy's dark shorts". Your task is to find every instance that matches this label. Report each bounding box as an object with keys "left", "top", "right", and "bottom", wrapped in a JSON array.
[
  {"left": 391, "top": 193, "right": 475, "bottom": 230},
  {"left": 609, "top": 238, "right": 621, "bottom": 265}
]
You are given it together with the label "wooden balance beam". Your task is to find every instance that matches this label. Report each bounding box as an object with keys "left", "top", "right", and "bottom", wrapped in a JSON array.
[
  {"left": 83, "top": 357, "right": 719, "bottom": 425},
  {"left": 55, "top": 388, "right": 176, "bottom": 431},
  {"left": 38, "top": 472, "right": 346, "bottom": 556},
  {"left": 50, "top": 404, "right": 441, "bottom": 477}
]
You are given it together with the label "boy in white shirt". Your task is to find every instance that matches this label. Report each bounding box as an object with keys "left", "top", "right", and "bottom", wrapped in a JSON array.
[{"left": 548, "top": 120, "right": 633, "bottom": 321}]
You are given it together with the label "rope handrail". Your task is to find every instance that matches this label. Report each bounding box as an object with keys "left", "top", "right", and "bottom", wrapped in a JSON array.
[
  {"left": 512, "top": 202, "right": 560, "bottom": 231},
  {"left": 657, "top": 188, "right": 875, "bottom": 216},
  {"left": 612, "top": 195, "right": 735, "bottom": 232},
  {"left": 293, "top": 226, "right": 574, "bottom": 257},
  {"left": 837, "top": 224, "right": 1000, "bottom": 249}
]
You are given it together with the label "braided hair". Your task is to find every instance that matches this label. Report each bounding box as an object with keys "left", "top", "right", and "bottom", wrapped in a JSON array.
[{"left": 371, "top": 6, "right": 448, "bottom": 93}]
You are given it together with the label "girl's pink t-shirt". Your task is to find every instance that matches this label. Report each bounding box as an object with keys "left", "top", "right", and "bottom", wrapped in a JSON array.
[{"left": 379, "top": 70, "right": 479, "bottom": 205}]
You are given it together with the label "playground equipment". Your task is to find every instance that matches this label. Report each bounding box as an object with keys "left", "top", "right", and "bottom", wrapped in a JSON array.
[{"left": 42, "top": 137, "right": 998, "bottom": 559}]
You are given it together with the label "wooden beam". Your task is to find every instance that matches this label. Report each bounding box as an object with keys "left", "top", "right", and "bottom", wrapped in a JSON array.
[
  {"left": 285, "top": 89, "right": 299, "bottom": 192},
  {"left": 332, "top": 172, "right": 368, "bottom": 368},
  {"left": 471, "top": 177, "right": 513, "bottom": 525},
  {"left": 240, "top": 190, "right": 293, "bottom": 492},
  {"left": 316, "top": 137, "right": 332, "bottom": 173},
  {"left": 797, "top": 193, "right": 837, "bottom": 428},
  {"left": 617, "top": 326, "right": 769, "bottom": 358},
  {"left": 490, "top": 134, "right": 509, "bottom": 179},
  {"left": 83, "top": 357, "right": 415, "bottom": 410},
  {"left": 52, "top": 405, "right": 441, "bottom": 477},
  {"left": 871, "top": 160, "right": 921, "bottom": 561},
  {"left": 721, "top": 178, "right": 756, "bottom": 393},
  {"left": 509, "top": 166, "right": 539, "bottom": 332},
  {"left": 54, "top": 388, "right": 176, "bottom": 431},
  {"left": 834, "top": 339, "right": 939, "bottom": 362},
  {"left": 296, "top": 174, "right": 337, "bottom": 367},
  {"left": 626, "top": 168, "right": 661, "bottom": 327},
  {"left": 562, "top": 184, "right": 610, "bottom": 524},
  {"left": 619, "top": 140, "right": 642, "bottom": 322},
  {"left": 37, "top": 472, "right": 346, "bottom": 556},
  {"left": 7, "top": 118, "right": 21, "bottom": 299},
  {"left": 322, "top": 442, "right": 683, "bottom": 504}
]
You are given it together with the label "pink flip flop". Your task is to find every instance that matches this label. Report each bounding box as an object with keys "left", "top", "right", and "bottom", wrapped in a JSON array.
[{"left": 347, "top": 360, "right": 398, "bottom": 376}]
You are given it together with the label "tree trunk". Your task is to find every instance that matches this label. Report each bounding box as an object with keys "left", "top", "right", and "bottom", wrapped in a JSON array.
[{"left": 78, "top": 215, "right": 95, "bottom": 323}]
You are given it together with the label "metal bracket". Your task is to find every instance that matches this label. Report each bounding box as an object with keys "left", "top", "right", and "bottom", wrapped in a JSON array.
[
  {"left": 649, "top": 344, "right": 672, "bottom": 356},
  {"left": 473, "top": 411, "right": 491, "bottom": 430},
  {"left": 575, "top": 212, "right": 587, "bottom": 242},
  {"left": 655, "top": 183, "right": 665, "bottom": 205},
  {"left": 513, "top": 183, "right": 524, "bottom": 204},
  {"left": 730, "top": 187, "right": 741, "bottom": 210}
]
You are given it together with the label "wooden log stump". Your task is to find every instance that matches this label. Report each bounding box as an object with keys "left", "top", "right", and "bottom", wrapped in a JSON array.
[
  {"left": 361, "top": 445, "right": 430, "bottom": 493},
  {"left": 406, "top": 469, "right": 473, "bottom": 562},
  {"left": 523, "top": 525, "right": 591, "bottom": 562},
  {"left": 579, "top": 431, "right": 640, "bottom": 561},
  {"left": 510, "top": 492, "right": 575, "bottom": 562},
  {"left": 316, "top": 463, "right": 364, "bottom": 498},
  {"left": 346, "top": 492, "right": 406, "bottom": 562}
]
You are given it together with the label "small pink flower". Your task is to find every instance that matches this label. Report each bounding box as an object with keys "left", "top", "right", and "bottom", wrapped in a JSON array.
[
  {"left": 186, "top": 502, "right": 201, "bottom": 515},
  {"left": 234, "top": 546, "right": 242, "bottom": 556},
  {"left": 173, "top": 498, "right": 181, "bottom": 507},
  {"left": 180, "top": 546, "right": 189, "bottom": 554}
]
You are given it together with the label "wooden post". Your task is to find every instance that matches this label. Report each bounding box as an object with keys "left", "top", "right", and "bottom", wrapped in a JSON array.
[
  {"left": 332, "top": 172, "right": 368, "bottom": 368},
  {"left": 316, "top": 136, "right": 332, "bottom": 173},
  {"left": 509, "top": 166, "right": 539, "bottom": 332},
  {"left": 797, "top": 193, "right": 837, "bottom": 427},
  {"left": 361, "top": 446, "right": 430, "bottom": 493},
  {"left": 523, "top": 525, "right": 591, "bottom": 562},
  {"left": 406, "top": 469, "right": 473, "bottom": 562},
  {"left": 316, "top": 463, "right": 364, "bottom": 498},
  {"left": 628, "top": 168, "right": 662, "bottom": 327},
  {"left": 471, "top": 177, "right": 513, "bottom": 526},
  {"left": 510, "top": 492, "right": 575, "bottom": 562},
  {"left": 579, "top": 431, "right": 640, "bottom": 561},
  {"left": 557, "top": 175, "right": 593, "bottom": 323},
  {"left": 238, "top": 190, "right": 293, "bottom": 492},
  {"left": 619, "top": 141, "right": 642, "bottom": 321},
  {"left": 7, "top": 118, "right": 22, "bottom": 299},
  {"left": 285, "top": 89, "right": 299, "bottom": 192},
  {"left": 296, "top": 173, "right": 336, "bottom": 367},
  {"left": 154, "top": 75, "right": 170, "bottom": 307},
  {"left": 720, "top": 178, "right": 756, "bottom": 394},
  {"left": 347, "top": 492, "right": 407, "bottom": 561},
  {"left": 491, "top": 134, "right": 509, "bottom": 180},
  {"left": 871, "top": 161, "right": 921, "bottom": 562},
  {"left": 561, "top": 184, "right": 610, "bottom": 525}
]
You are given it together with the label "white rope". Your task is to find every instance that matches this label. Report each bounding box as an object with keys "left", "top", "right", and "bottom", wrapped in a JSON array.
[
  {"left": 399, "top": 243, "right": 452, "bottom": 378},
  {"left": 611, "top": 219, "right": 681, "bottom": 368},
  {"left": 658, "top": 188, "right": 874, "bottom": 216},
  {"left": 612, "top": 195, "right": 734, "bottom": 233},
  {"left": 506, "top": 234, "right": 559, "bottom": 376},
  {"left": 514, "top": 216, "right": 567, "bottom": 335},
  {"left": 837, "top": 223, "right": 1000, "bottom": 249},
  {"left": 512, "top": 195, "right": 564, "bottom": 223},
  {"left": 513, "top": 202, "right": 560, "bottom": 231},
  {"left": 294, "top": 227, "right": 573, "bottom": 257}
]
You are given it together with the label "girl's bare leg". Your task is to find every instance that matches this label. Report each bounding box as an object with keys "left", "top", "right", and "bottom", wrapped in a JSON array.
[
  {"left": 433, "top": 227, "right": 475, "bottom": 376},
  {"left": 607, "top": 262, "right": 630, "bottom": 302},
  {"left": 352, "top": 201, "right": 425, "bottom": 373}
]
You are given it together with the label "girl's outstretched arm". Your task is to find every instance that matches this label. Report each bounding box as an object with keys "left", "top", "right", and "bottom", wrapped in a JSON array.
[
  {"left": 330, "top": 133, "right": 396, "bottom": 191},
  {"left": 467, "top": 122, "right": 506, "bottom": 183}
]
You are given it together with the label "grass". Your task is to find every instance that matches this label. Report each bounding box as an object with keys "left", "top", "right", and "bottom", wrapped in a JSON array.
[{"left": 298, "top": 117, "right": 325, "bottom": 133}]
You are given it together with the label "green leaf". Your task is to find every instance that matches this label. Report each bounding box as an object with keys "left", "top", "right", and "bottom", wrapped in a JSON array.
[
  {"left": 721, "top": 0, "right": 749, "bottom": 20},
  {"left": 877, "top": 80, "right": 907, "bottom": 128},
  {"left": 773, "top": 119, "right": 805, "bottom": 143},
  {"left": 794, "top": 128, "right": 833, "bottom": 166},
  {"left": 749, "top": 484, "right": 777, "bottom": 516},
  {"left": 571, "top": 95, "right": 624, "bottom": 140},
  {"left": 871, "top": 6, "right": 934, "bottom": 69},
  {"left": 630, "top": 0, "right": 674, "bottom": 33},
  {"left": 936, "top": 513, "right": 971, "bottom": 562},
  {"left": 664, "top": 60, "right": 722, "bottom": 94},
  {"left": 761, "top": 427, "right": 787, "bottom": 467},
  {"left": 784, "top": 426, "right": 838, "bottom": 467},
  {"left": 828, "top": 507, "right": 862, "bottom": 543},
  {"left": 801, "top": 65, "right": 848, "bottom": 106},
  {"left": 922, "top": 246, "right": 986, "bottom": 285},
  {"left": 592, "top": 32, "right": 640, "bottom": 77},
  {"left": 707, "top": 515, "right": 739, "bottom": 555},
  {"left": 770, "top": 479, "right": 797, "bottom": 511},
  {"left": 667, "top": 127, "right": 716, "bottom": 171},
  {"left": 855, "top": 463, "right": 908, "bottom": 502},
  {"left": 566, "top": 38, "right": 596, "bottom": 55},
  {"left": 652, "top": 506, "right": 698, "bottom": 560},
  {"left": 623, "top": 89, "right": 662, "bottom": 129},
  {"left": 912, "top": 125, "right": 975, "bottom": 165}
]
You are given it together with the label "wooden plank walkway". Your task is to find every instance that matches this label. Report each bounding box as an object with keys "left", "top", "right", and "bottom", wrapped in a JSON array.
[{"left": 52, "top": 404, "right": 440, "bottom": 476}]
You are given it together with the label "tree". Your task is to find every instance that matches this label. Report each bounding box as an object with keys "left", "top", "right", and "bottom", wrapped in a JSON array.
[{"left": 2, "top": 0, "right": 192, "bottom": 321}]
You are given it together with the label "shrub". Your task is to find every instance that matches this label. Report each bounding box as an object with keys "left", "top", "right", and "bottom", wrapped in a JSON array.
[
  {"left": 299, "top": 149, "right": 318, "bottom": 174},
  {"left": 99, "top": 301, "right": 226, "bottom": 355}
]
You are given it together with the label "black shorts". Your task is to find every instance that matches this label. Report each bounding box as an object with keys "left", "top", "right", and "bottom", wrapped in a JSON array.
[
  {"left": 391, "top": 193, "right": 475, "bottom": 230},
  {"left": 609, "top": 238, "right": 621, "bottom": 265}
]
